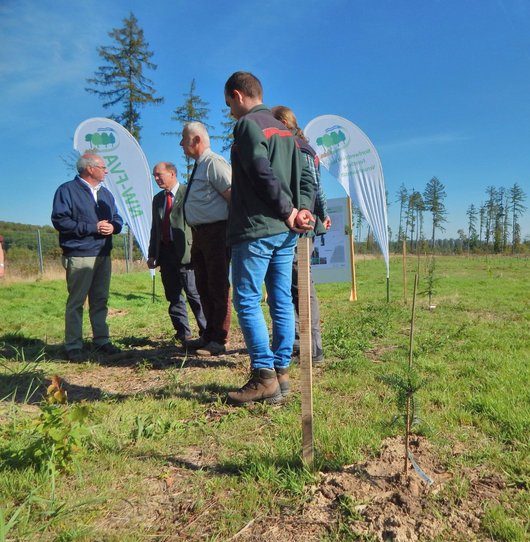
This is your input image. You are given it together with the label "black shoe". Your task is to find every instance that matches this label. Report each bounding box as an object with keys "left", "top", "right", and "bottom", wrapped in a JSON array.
[
  {"left": 66, "top": 349, "right": 85, "bottom": 362},
  {"left": 196, "top": 341, "right": 226, "bottom": 356},
  {"left": 185, "top": 336, "right": 208, "bottom": 350},
  {"left": 96, "top": 343, "right": 121, "bottom": 355},
  {"left": 312, "top": 351, "right": 325, "bottom": 365},
  {"left": 175, "top": 333, "right": 192, "bottom": 344}
]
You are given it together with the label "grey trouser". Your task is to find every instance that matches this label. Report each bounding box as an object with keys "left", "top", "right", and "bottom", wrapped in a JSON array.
[
  {"left": 292, "top": 239, "right": 323, "bottom": 357},
  {"left": 62, "top": 255, "right": 111, "bottom": 351}
]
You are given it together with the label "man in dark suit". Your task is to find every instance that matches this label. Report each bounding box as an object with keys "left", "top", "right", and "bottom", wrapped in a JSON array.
[{"left": 147, "top": 162, "right": 206, "bottom": 342}]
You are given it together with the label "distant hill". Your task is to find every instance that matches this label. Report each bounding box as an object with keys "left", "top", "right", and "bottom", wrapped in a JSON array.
[{"left": 0, "top": 220, "right": 56, "bottom": 234}]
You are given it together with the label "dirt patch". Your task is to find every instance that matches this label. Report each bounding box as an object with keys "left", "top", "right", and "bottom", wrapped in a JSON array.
[
  {"left": 87, "top": 433, "right": 508, "bottom": 541},
  {"left": 365, "top": 345, "right": 398, "bottom": 363},
  {"left": 108, "top": 308, "right": 129, "bottom": 317},
  {"left": 233, "top": 436, "right": 506, "bottom": 541}
]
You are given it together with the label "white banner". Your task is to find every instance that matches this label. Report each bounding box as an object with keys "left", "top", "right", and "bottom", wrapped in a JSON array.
[
  {"left": 73, "top": 118, "right": 152, "bottom": 261},
  {"left": 305, "top": 115, "right": 389, "bottom": 277}
]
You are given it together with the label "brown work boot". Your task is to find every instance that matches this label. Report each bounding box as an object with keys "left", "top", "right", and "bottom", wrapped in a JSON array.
[
  {"left": 185, "top": 336, "right": 208, "bottom": 350},
  {"left": 227, "top": 368, "right": 282, "bottom": 406},
  {"left": 275, "top": 367, "right": 289, "bottom": 398},
  {"left": 195, "top": 341, "right": 226, "bottom": 356}
]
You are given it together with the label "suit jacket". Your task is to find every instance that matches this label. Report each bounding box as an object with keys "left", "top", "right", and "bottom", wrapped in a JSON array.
[{"left": 148, "top": 184, "right": 192, "bottom": 266}]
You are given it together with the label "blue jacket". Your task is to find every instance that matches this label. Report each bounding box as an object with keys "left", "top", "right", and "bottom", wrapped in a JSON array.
[{"left": 52, "top": 176, "right": 123, "bottom": 256}]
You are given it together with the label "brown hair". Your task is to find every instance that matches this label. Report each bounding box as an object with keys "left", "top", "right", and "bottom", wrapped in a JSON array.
[
  {"left": 271, "top": 105, "right": 307, "bottom": 141},
  {"left": 224, "top": 71, "right": 263, "bottom": 99}
]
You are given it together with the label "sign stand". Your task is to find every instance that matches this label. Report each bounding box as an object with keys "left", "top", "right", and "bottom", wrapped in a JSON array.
[{"left": 347, "top": 197, "right": 357, "bottom": 301}]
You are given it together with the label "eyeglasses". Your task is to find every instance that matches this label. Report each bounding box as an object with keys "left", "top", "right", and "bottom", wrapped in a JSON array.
[{"left": 92, "top": 165, "right": 107, "bottom": 170}]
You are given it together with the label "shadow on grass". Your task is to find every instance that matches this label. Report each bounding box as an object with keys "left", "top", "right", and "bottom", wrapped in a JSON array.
[
  {"left": 111, "top": 291, "right": 152, "bottom": 301},
  {"left": 1, "top": 332, "right": 243, "bottom": 368},
  {"left": 0, "top": 371, "right": 46, "bottom": 403},
  {"left": 147, "top": 381, "right": 234, "bottom": 404},
  {"left": 134, "top": 448, "right": 308, "bottom": 478},
  {"left": 0, "top": 333, "right": 49, "bottom": 362},
  {"left": 0, "top": 372, "right": 118, "bottom": 405}
]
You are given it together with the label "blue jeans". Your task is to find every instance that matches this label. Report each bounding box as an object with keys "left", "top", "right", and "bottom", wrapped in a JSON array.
[{"left": 232, "top": 231, "right": 297, "bottom": 370}]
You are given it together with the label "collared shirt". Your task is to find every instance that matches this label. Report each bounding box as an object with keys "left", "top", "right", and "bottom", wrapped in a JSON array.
[
  {"left": 163, "top": 183, "right": 179, "bottom": 241},
  {"left": 184, "top": 148, "right": 231, "bottom": 226},
  {"left": 78, "top": 177, "right": 101, "bottom": 203},
  {"left": 164, "top": 183, "right": 179, "bottom": 213}
]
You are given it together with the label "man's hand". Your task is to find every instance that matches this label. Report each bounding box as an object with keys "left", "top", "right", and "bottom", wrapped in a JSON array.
[
  {"left": 285, "top": 208, "right": 300, "bottom": 231},
  {"left": 97, "top": 220, "right": 114, "bottom": 236},
  {"left": 147, "top": 257, "right": 157, "bottom": 269},
  {"left": 285, "top": 208, "right": 314, "bottom": 233},
  {"left": 295, "top": 209, "right": 315, "bottom": 231},
  {"left": 322, "top": 216, "right": 332, "bottom": 231}
]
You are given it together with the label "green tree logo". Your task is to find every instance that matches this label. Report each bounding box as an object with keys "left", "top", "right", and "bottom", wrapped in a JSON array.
[
  {"left": 85, "top": 128, "right": 119, "bottom": 150},
  {"left": 315, "top": 125, "right": 348, "bottom": 150}
]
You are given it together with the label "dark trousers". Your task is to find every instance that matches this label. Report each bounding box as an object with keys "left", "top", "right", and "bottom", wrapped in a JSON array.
[
  {"left": 292, "top": 238, "right": 323, "bottom": 357},
  {"left": 158, "top": 243, "right": 206, "bottom": 338},
  {"left": 190, "top": 221, "right": 231, "bottom": 344}
]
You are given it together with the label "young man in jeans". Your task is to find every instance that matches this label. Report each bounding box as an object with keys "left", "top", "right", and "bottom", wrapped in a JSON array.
[{"left": 224, "top": 71, "right": 314, "bottom": 405}]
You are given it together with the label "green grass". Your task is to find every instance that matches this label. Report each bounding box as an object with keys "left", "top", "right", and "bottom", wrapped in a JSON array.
[{"left": 0, "top": 255, "right": 529, "bottom": 540}]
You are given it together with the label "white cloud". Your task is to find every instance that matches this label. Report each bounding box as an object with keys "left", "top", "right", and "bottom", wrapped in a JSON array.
[{"left": 0, "top": 1, "right": 106, "bottom": 104}]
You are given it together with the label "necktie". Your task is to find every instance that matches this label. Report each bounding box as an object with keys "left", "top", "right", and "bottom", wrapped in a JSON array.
[{"left": 162, "top": 191, "right": 173, "bottom": 244}]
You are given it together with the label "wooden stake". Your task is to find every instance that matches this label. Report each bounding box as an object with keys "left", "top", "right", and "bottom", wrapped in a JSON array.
[
  {"left": 347, "top": 197, "right": 357, "bottom": 301},
  {"left": 404, "top": 272, "right": 419, "bottom": 475},
  {"left": 297, "top": 237, "right": 314, "bottom": 467},
  {"left": 408, "top": 273, "right": 418, "bottom": 369}
]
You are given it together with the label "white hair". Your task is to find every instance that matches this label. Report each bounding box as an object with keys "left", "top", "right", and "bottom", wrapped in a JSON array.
[
  {"left": 184, "top": 121, "right": 210, "bottom": 147},
  {"left": 77, "top": 153, "right": 101, "bottom": 174}
]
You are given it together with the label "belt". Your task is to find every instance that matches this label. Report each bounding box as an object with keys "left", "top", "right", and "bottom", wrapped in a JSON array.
[{"left": 190, "top": 220, "right": 227, "bottom": 231}]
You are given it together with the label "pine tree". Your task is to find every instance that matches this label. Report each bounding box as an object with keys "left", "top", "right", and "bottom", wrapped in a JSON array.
[
  {"left": 164, "top": 78, "right": 213, "bottom": 179},
  {"left": 484, "top": 186, "right": 498, "bottom": 247},
  {"left": 85, "top": 13, "right": 163, "bottom": 141},
  {"left": 508, "top": 183, "right": 527, "bottom": 253},
  {"left": 500, "top": 188, "right": 510, "bottom": 251},
  {"left": 478, "top": 204, "right": 486, "bottom": 246},
  {"left": 219, "top": 107, "right": 236, "bottom": 153},
  {"left": 396, "top": 184, "right": 408, "bottom": 242},
  {"left": 423, "top": 176, "right": 448, "bottom": 250},
  {"left": 466, "top": 204, "right": 478, "bottom": 251},
  {"left": 407, "top": 191, "right": 424, "bottom": 252},
  {"left": 404, "top": 190, "right": 416, "bottom": 251}
]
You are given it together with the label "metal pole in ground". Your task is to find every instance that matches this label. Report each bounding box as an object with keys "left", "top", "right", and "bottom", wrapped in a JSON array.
[
  {"left": 36, "top": 229, "right": 44, "bottom": 276},
  {"left": 124, "top": 232, "right": 129, "bottom": 273},
  {"left": 127, "top": 226, "right": 133, "bottom": 271},
  {"left": 298, "top": 237, "right": 314, "bottom": 467}
]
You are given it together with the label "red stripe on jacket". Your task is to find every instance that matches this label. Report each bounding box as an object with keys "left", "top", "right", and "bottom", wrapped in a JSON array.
[{"left": 262, "top": 127, "right": 293, "bottom": 139}]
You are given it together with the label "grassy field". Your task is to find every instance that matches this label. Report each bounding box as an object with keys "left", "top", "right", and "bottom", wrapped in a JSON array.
[{"left": 0, "top": 255, "right": 528, "bottom": 541}]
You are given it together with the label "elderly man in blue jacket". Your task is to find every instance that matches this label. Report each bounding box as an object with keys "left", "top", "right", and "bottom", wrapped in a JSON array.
[{"left": 52, "top": 153, "right": 123, "bottom": 361}]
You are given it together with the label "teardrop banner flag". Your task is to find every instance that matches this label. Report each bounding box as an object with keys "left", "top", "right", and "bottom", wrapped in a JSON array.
[
  {"left": 73, "top": 118, "right": 153, "bottom": 261},
  {"left": 305, "top": 115, "right": 390, "bottom": 278}
]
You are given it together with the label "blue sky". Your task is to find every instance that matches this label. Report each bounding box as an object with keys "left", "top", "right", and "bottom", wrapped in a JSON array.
[{"left": 1, "top": 0, "right": 529, "bottom": 240}]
